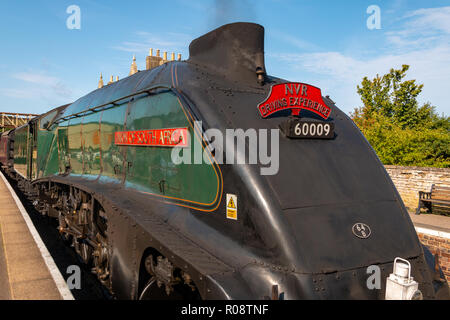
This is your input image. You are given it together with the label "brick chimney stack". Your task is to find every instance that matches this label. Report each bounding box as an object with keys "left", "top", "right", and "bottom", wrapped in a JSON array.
[{"left": 146, "top": 48, "right": 162, "bottom": 70}]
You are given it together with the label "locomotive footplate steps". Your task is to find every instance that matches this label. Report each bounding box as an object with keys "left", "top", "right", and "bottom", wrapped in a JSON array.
[{"left": 0, "top": 171, "right": 73, "bottom": 300}]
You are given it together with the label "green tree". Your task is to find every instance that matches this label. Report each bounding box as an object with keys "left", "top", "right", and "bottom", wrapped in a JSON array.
[{"left": 351, "top": 65, "right": 449, "bottom": 168}]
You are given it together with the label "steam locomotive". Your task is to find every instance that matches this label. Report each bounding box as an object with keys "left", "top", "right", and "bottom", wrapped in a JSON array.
[{"left": 0, "top": 22, "right": 448, "bottom": 300}]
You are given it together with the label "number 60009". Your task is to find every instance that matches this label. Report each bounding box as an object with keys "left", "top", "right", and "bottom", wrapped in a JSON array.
[{"left": 294, "top": 122, "right": 331, "bottom": 137}]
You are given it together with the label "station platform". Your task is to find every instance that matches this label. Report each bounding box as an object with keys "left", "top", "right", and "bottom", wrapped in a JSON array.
[
  {"left": 409, "top": 211, "right": 450, "bottom": 234},
  {"left": 0, "top": 172, "right": 71, "bottom": 300}
]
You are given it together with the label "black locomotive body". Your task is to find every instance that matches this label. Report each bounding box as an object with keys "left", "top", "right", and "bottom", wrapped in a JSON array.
[{"left": 0, "top": 22, "right": 448, "bottom": 300}]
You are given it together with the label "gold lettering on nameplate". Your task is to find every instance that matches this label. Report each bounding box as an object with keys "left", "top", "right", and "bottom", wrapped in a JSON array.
[{"left": 114, "top": 128, "right": 189, "bottom": 147}]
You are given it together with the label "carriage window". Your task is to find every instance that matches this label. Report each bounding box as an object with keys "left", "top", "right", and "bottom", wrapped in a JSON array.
[{"left": 39, "top": 110, "right": 58, "bottom": 129}]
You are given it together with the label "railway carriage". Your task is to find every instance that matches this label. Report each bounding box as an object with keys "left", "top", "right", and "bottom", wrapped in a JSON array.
[
  {"left": 0, "top": 130, "right": 13, "bottom": 169},
  {"left": 0, "top": 22, "right": 448, "bottom": 300}
]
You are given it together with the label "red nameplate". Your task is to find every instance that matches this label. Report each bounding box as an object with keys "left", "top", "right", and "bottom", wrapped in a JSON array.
[
  {"left": 114, "top": 127, "right": 189, "bottom": 147},
  {"left": 257, "top": 83, "right": 331, "bottom": 119}
]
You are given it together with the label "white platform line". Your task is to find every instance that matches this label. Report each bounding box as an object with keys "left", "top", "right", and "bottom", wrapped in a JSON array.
[
  {"left": 0, "top": 171, "right": 74, "bottom": 300},
  {"left": 415, "top": 226, "right": 450, "bottom": 240}
]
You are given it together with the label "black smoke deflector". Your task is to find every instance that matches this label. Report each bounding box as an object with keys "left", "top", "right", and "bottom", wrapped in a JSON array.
[{"left": 188, "top": 22, "right": 266, "bottom": 84}]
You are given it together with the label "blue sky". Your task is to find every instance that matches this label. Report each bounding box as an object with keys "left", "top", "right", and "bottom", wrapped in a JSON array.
[{"left": 0, "top": 0, "right": 449, "bottom": 116}]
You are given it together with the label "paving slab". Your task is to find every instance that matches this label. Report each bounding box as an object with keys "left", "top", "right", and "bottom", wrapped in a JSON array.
[
  {"left": 409, "top": 212, "right": 450, "bottom": 233},
  {"left": 0, "top": 224, "right": 12, "bottom": 300},
  {"left": 0, "top": 174, "right": 63, "bottom": 300}
]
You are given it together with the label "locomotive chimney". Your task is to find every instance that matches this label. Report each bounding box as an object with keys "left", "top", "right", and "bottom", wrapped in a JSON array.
[
  {"left": 188, "top": 22, "right": 267, "bottom": 85},
  {"left": 159, "top": 51, "right": 168, "bottom": 65},
  {"left": 146, "top": 48, "right": 163, "bottom": 70}
]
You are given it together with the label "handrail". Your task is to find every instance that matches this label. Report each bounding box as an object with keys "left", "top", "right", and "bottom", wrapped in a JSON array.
[{"left": 51, "top": 85, "right": 173, "bottom": 126}]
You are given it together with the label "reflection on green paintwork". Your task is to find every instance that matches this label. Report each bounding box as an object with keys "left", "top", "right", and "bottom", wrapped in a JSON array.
[
  {"left": 83, "top": 111, "right": 102, "bottom": 178},
  {"left": 27, "top": 88, "right": 220, "bottom": 209},
  {"left": 68, "top": 116, "right": 84, "bottom": 174},
  {"left": 100, "top": 103, "right": 128, "bottom": 181},
  {"left": 57, "top": 121, "right": 70, "bottom": 173},
  {"left": 36, "top": 124, "right": 59, "bottom": 178},
  {"left": 124, "top": 92, "right": 219, "bottom": 205}
]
